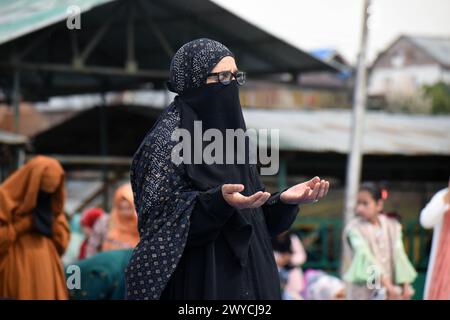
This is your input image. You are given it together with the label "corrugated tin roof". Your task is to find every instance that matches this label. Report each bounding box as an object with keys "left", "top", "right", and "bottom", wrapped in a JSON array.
[
  {"left": 0, "top": 129, "right": 28, "bottom": 144},
  {"left": 0, "top": 0, "right": 336, "bottom": 101},
  {"left": 243, "top": 108, "right": 450, "bottom": 156},
  {"left": 408, "top": 36, "right": 450, "bottom": 67},
  {"left": 0, "top": 0, "right": 113, "bottom": 45}
]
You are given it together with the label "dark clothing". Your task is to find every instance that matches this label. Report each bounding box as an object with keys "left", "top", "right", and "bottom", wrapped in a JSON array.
[
  {"left": 160, "top": 79, "right": 300, "bottom": 299},
  {"left": 126, "top": 38, "right": 299, "bottom": 300},
  {"left": 178, "top": 81, "right": 254, "bottom": 192},
  {"left": 161, "top": 186, "right": 299, "bottom": 300},
  {"left": 32, "top": 191, "right": 54, "bottom": 238},
  {"left": 125, "top": 105, "right": 199, "bottom": 300},
  {"left": 125, "top": 103, "right": 300, "bottom": 300}
]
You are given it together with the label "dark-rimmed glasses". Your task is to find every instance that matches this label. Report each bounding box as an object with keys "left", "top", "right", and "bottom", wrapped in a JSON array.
[{"left": 207, "top": 70, "right": 246, "bottom": 86}]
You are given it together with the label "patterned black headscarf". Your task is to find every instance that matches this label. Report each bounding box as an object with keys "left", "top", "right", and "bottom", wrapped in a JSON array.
[{"left": 167, "top": 38, "right": 234, "bottom": 94}]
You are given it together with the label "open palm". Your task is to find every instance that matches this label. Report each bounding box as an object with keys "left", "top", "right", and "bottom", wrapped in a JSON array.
[{"left": 280, "top": 176, "right": 329, "bottom": 205}]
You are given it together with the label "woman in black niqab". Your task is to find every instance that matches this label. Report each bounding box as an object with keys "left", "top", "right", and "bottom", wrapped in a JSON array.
[{"left": 125, "top": 38, "right": 329, "bottom": 300}]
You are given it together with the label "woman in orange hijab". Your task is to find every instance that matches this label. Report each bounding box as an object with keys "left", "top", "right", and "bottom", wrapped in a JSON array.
[
  {"left": 85, "top": 183, "right": 139, "bottom": 257},
  {"left": 102, "top": 183, "right": 139, "bottom": 251},
  {"left": 0, "top": 156, "right": 70, "bottom": 300}
]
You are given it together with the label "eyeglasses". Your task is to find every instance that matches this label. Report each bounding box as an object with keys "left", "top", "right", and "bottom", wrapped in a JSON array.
[{"left": 207, "top": 70, "right": 246, "bottom": 86}]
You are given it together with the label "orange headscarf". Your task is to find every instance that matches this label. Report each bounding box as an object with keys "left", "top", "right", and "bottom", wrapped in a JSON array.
[
  {"left": 102, "top": 183, "right": 139, "bottom": 251},
  {"left": 0, "top": 155, "right": 65, "bottom": 223},
  {"left": 0, "top": 155, "right": 70, "bottom": 300}
]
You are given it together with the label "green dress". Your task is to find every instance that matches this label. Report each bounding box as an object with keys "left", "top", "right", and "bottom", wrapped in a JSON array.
[{"left": 343, "top": 215, "right": 417, "bottom": 299}]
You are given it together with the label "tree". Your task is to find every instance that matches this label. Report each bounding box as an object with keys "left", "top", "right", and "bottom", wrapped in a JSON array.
[{"left": 424, "top": 82, "right": 450, "bottom": 114}]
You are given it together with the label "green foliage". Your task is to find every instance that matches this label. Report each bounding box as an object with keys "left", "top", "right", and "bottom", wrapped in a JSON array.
[{"left": 423, "top": 81, "right": 450, "bottom": 114}]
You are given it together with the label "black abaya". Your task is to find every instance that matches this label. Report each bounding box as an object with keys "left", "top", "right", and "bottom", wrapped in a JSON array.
[{"left": 160, "top": 177, "right": 299, "bottom": 300}]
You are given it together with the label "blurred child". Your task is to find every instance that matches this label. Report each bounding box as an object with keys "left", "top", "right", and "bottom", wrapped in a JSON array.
[
  {"left": 272, "top": 231, "right": 307, "bottom": 300},
  {"left": 343, "top": 182, "right": 417, "bottom": 300},
  {"left": 78, "top": 208, "right": 104, "bottom": 260}
]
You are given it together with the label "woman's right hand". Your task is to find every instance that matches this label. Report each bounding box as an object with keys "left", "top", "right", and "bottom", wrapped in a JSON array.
[{"left": 221, "top": 184, "right": 271, "bottom": 209}]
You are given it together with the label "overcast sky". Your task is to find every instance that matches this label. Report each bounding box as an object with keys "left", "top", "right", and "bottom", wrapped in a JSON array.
[{"left": 213, "top": 0, "right": 450, "bottom": 64}]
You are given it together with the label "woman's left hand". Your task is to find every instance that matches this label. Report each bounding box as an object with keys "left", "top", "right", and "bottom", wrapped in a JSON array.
[{"left": 280, "top": 176, "right": 329, "bottom": 205}]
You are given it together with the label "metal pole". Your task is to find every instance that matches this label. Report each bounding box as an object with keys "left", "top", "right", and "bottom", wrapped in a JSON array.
[
  {"left": 341, "top": 0, "right": 371, "bottom": 274},
  {"left": 100, "top": 93, "right": 109, "bottom": 210},
  {"left": 343, "top": 0, "right": 371, "bottom": 225},
  {"left": 126, "top": 2, "right": 137, "bottom": 73},
  {"left": 12, "top": 69, "right": 21, "bottom": 133}
]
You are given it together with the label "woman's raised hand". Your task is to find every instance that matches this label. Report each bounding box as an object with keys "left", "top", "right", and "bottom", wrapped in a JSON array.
[
  {"left": 221, "top": 184, "right": 271, "bottom": 209},
  {"left": 280, "top": 176, "right": 329, "bottom": 205}
]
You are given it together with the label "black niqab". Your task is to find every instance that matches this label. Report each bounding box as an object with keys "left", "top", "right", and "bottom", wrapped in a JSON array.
[{"left": 177, "top": 81, "right": 259, "bottom": 196}]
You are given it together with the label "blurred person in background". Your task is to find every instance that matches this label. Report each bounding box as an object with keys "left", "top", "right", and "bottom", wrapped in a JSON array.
[
  {"left": 0, "top": 156, "right": 70, "bottom": 299},
  {"left": 85, "top": 183, "right": 138, "bottom": 257},
  {"left": 303, "top": 269, "right": 345, "bottom": 300},
  {"left": 62, "top": 213, "right": 84, "bottom": 266},
  {"left": 343, "top": 182, "right": 417, "bottom": 300},
  {"left": 68, "top": 249, "right": 133, "bottom": 300},
  {"left": 420, "top": 179, "right": 450, "bottom": 300},
  {"left": 78, "top": 208, "right": 104, "bottom": 260},
  {"left": 272, "top": 231, "right": 307, "bottom": 299}
]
